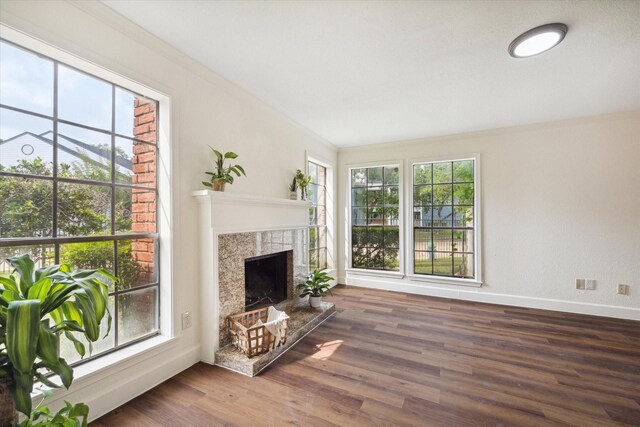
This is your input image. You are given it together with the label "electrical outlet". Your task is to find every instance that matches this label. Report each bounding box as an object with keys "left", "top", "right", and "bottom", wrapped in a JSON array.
[
  {"left": 575, "top": 279, "right": 585, "bottom": 290},
  {"left": 585, "top": 279, "right": 596, "bottom": 290},
  {"left": 617, "top": 284, "right": 629, "bottom": 295},
  {"left": 182, "top": 311, "right": 192, "bottom": 330}
]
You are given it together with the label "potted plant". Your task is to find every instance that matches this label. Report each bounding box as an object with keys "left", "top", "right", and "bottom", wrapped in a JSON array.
[
  {"left": 0, "top": 254, "right": 115, "bottom": 425},
  {"left": 202, "top": 147, "right": 246, "bottom": 191},
  {"left": 294, "top": 169, "right": 312, "bottom": 201},
  {"left": 296, "top": 269, "right": 334, "bottom": 308},
  {"left": 288, "top": 177, "right": 298, "bottom": 200}
]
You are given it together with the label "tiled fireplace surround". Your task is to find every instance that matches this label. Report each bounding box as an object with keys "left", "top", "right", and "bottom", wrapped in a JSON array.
[
  {"left": 217, "top": 229, "right": 308, "bottom": 345},
  {"left": 193, "top": 190, "right": 311, "bottom": 363}
]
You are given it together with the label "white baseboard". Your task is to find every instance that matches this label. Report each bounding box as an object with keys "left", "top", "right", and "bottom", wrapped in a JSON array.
[
  {"left": 38, "top": 341, "right": 201, "bottom": 422},
  {"left": 344, "top": 274, "right": 640, "bottom": 321}
]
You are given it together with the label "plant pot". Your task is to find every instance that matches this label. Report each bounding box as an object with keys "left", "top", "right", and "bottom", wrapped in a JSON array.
[
  {"left": 309, "top": 296, "right": 322, "bottom": 308},
  {"left": 289, "top": 191, "right": 298, "bottom": 200},
  {"left": 212, "top": 181, "right": 226, "bottom": 192},
  {"left": 0, "top": 382, "right": 18, "bottom": 426}
]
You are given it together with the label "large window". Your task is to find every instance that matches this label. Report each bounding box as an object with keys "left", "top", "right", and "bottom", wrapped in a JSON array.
[
  {"left": 350, "top": 165, "right": 400, "bottom": 271},
  {"left": 0, "top": 39, "right": 160, "bottom": 363},
  {"left": 308, "top": 161, "right": 327, "bottom": 271},
  {"left": 412, "top": 159, "right": 475, "bottom": 278}
]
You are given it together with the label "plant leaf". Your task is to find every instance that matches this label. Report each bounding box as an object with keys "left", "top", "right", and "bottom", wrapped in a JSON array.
[
  {"left": 8, "top": 254, "right": 35, "bottom": 295},
  {"left": 224, "top": 152, "right": 238, "bottom": 159},
  {"left": 7, "top": 300, "right": 40, "bottom": 374}
]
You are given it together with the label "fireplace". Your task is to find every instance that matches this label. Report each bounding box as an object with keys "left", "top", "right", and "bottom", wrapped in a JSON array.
[{"left": 245, "top": 250, "right": 291, "bottom": 310}]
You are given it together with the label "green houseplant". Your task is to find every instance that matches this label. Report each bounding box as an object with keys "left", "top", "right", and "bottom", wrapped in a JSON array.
[
  {"left": 288, "top": 177, "right": 298, "bottom": 200},
  {"left": 0, "top": 254, "right": 114, "bottom": 425},
  {"left": 294, "top": 169, "right": 312, "bottom": 201},
  {"left": 296, "top": 269, "right": 334, "bottom": 308},
  {"left": 202, "top": 147, "right": 246, "bottom": 192}
]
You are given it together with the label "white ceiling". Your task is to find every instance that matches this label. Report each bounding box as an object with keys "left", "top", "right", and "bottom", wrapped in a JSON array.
[{"left": 101, "top": 1, "right": 640, "bottom": 147}]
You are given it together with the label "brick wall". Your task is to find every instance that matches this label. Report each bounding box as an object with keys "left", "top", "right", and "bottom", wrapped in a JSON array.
[{"left": 131, "top": 98, "right": 157, "bottom": 283}]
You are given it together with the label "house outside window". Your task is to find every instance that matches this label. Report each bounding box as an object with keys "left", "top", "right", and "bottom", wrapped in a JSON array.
[
  {"left": 308, "top": 160, "right": 327, "bottom": 271},
  {"left": 350, "top": 165, "right": 400, "bottom": 271},
  {"left": 0, "top": 38, "right": 160, "bottom": 364},
  {"left": 412, "top": 159, "right": 476, "bottom": 279}
]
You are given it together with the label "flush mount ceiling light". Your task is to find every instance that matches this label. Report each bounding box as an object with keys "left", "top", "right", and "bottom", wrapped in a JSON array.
[{"left": 508, "top": 23, "right": 568, "bottom": 58}]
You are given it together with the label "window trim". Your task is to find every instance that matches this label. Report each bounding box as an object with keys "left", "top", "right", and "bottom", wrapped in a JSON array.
[
  {"left": 346, "top": 160, "right": 404, "bottom": 275},
  {"left": 406, "top": 153, "right": 482, "bottom": 285},
  {"left": 0, "top": 25, "right": 174, "bottom": 360}
]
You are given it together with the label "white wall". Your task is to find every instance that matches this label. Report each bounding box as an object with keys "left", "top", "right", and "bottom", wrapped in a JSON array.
[
  {"left": 338, "top": 111, "right": 640, "bottom": 319},
  {"left": 0, "top": 0, "right": 337, "bottom": 420}
]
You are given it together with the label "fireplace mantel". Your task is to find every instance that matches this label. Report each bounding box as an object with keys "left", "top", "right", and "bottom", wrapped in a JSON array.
[{"left": 193, "top": 190, "right": 311, "bottom": 363}]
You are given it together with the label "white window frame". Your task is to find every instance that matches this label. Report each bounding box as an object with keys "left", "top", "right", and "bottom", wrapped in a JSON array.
[
  {"left": 306, "top": 153, "right": 335, "bottom": 273},
  {"left": 345, "top": 160, "right": 404, "bottom": 277},
  {"left": 0, "top": 25, "right": 175, "bottom": 359},
  {"left": 406, "top": 154, "right": 482, "bottom": 286}
]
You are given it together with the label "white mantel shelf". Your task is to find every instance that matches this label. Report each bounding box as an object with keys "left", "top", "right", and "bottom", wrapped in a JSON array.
[{"left": 192, "top": 190, "right": 312, "bottom": 208}]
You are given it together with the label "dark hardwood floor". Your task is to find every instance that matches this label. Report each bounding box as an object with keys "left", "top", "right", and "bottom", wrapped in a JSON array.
[{"left": 92, "top": 285, "right": 640, "bottom": 426}]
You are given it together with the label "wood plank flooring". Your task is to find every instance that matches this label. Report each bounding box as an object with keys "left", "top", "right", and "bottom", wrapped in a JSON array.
[{"left": 92, "top": 285, "right": 640, "bottom": 426}]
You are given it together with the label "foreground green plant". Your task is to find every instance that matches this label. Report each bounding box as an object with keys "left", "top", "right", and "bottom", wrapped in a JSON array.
[
  {"left": 0, "top": 254, "right": 114, "bottom": 422},
  {"left": 17, "top": 395, "right": 88, "bottom": 427},
  {"left": 296, "top": 269, "right": 334, "bottom": 298},
  {"left": 294, "top": 169, "right": 312, "bottom": 201}
]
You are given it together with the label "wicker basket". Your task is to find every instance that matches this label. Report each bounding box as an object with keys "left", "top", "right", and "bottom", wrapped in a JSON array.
[{"left": 227, "top": 307, "right": 289, "bottom": 358}]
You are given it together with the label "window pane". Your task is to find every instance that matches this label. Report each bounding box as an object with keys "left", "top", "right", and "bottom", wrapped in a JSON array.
[
  {"left": 115, "top": 187, "right": 156, "bottom": 234},
  {"left": 453, "top": 183, "right": 474, "bottom": 205},
  {"left": 415, "top": 251, "right": 432, "bottom": 275},
  {"left": 433, "top": 229, "right": 453, "bottom": 252},
  {"left": 414, "top": 229, "right": 432, "bottom": 251},
  {"left": 367, "top": 167, "right": 383, "bottom": 186},
  {"left": 383, "top": 226, "right": 399, "bottom": 248},
  {"left": 0, "top": 245, "right": 54, "bottom": 275},
  {"left": 309, "top": 183, "right": 318, "bottom": 206},
  {"left": 118, "top": 287, "right": 158, "bottom": 345},
  {"left": 59, "top": 241, "right": 116, "bottom": 291},
  {"left": 308, "top": 207, "right": 317, "bottom": 225},
  {"left": 453, "top": 229, "right": 474, "bottom": 253},
  {"left": 308, "top": 162, "right": 318, "bottom": 184},
  {"left": 433, "top": 162, "right": 452, "bottom": 184},
  {"left": 115, "top": 89, "right": 157, "bottom": 141},
  {"left": 58, "top": 65, "right": 112, "bottom": 131},
  {"left": 0, "top": 41, "right": 54, "bottom": 116},
  {"left": 383, "top": 207, "right": 399, "bottom": 225},
  {"left": 384, "top": 186, "right": 399, "bottom": 206},
  {"left": 57, "top": 183, "right": 111, "bottom": 236},
  {"left": 413, "top": 207, "right": 432, "bottom": 227},
  {"left": 367, "top": 186, "right": 383, "bottom": 206},
  {"left": 453, "top": 253, "right": 474, "bottom": 278},
  {"left": 352, "top": 247, "right": 367, "bottom": 268},
  {"left": 309, "top": 227, "right": 318, "bottom": 250},
  {"left": 318, "top": 227, "right": 327, "bottom": 249},
  {"left": 352, "top": 188, "right": 366, "bottom": 206},
  {"left": 318, "top": 165, "right": 326, "bottom": 185},
  {"left": 115, "top": 137, "right": 154, "bottom": 185},
  {"left": 432, "top": 206, "right": 453, "bottom": 228},
  {"left": 59, "top": 296, "right": 115, "bottom": 363},
  {"left": 57, "top": 123, "right": 111, "bottom": 183},
  {"left": 384, "top": 166, "right": 399, "bottom": 185},
  {"left": 367, "top": 207, "right": 383, "bottom": 226},
  {"left": 309, "top": 249, "right": 318, "bottom": 271},
  {"left": 0, "top": 176, "right": 53, "bottom": 238},
  {"left": 130, "top": 141, "right": 156, "bottom": 188},
  {"left": 367, "top": 226, "right": 383, "bottom": 246},
  {"left": 433, "top": 253, "right": 453, "bottom": 275},
  {"left": 351, "top": 168, "right": 367, "bottom": 187},
  {"left": 432, "top": 184, "right": 452, "bottom": 205},
  {"left": 414, "top": 164, "right": 432, "bottom": 184},
  {"left": 352, "top": 226, "right": 366, "bottom": 246},
  {"left": 414, "top": 185, "right": 432, "bottom": 206},
  {"left": 384, "top": 248, "right": 399, "bottom": 271},
  {"left": 453, "top": 160, "right": 474, "bottom": 183},
  {"left": 352, "top": 208, "right": 366, "bottom": 226},
  {"left": 119, "top": 239, "right": 157, "bottom": 289},
  {"left": 367, "top": 247, "right": 384, "bottom": 269},
  {"left": 315, "top": 184, "right": 326, "bottom": 207},
  {"left": 454, "top": 206, "right": 474, "bottom": 227},
  {"left": 0, "top": 108, "right": 54, "bottom": 175},
  {"left": 318, "top": 247, "right": 327, "bottom": 271}
]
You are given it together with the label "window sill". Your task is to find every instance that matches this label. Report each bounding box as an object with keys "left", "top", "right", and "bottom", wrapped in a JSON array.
[
  {"left": 346, "top": 268, "right": 405, "bottom": 278},
  {"left": 32, "top": 335, "right": 176, "bottom": 399},
  {"left": 406, "top": 274, "right": 483, "bottom": 288}
]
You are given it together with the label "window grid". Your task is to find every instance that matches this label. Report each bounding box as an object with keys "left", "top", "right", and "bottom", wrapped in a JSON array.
[
  {"left": 413, "top": 160, "right": 475, "bottom": 279},
  {"left": 350, "top": 166, "right": 400, "bottom": 271},
  {"left": 308, "top": 161, "right": 327, "bottom": 271},
  {"left": 0, "top": 38, "right": 160, "bottom": 366}
]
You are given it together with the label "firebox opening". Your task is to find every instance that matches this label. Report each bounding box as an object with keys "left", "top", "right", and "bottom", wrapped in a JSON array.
[{"left": 244, "top": 250, "right": 290, "bottom": 310}]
